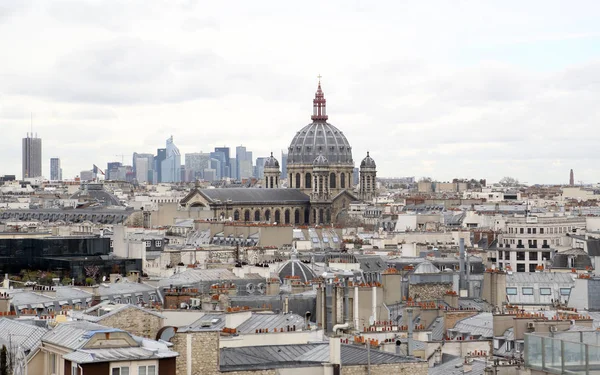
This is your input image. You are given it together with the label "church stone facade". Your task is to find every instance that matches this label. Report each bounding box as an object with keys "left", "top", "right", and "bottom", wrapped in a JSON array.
[{"left": 180, "top": 81, "right": 377, "bottom": 225}]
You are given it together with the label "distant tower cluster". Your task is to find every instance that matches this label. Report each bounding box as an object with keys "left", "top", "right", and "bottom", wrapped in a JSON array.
[
  {"left": 22, "top": 132, "right": 42, "bottom": 179},
  {"left": 570, "top": 169, "right": 574, "bottom": 186}
]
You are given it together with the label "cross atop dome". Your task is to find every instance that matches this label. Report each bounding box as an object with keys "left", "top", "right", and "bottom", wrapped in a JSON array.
[{"left": 311, "top": 76, "right": 328, "bottom": 121}]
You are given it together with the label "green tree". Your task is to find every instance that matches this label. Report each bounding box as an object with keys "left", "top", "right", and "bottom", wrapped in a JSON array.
[{"left": 0, "top": 344, "right": 8, "bottom": 375}]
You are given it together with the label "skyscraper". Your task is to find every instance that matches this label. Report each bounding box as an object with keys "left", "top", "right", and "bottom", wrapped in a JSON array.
[
  {"left": 280, "top": 151, "right": 288, "bottom": 180},
  {"left": 22, "top": 133, "right": 42, "bottom": 179},
  {"left": 570, "top": 169, "right": 574, "bottom": 186},
  {"left": 236, "top": 145, "right": 253, "bottom": 179},
  {"left": 161, "top": 136, "right": 181, "bottom": 183},
  {"left": 133, "top": 153, "right": 154, "bottom": 184},
  {"left": 255, "top": 157, "right": 267, "bottom": 179},
  {"left": 214, "top": 147, "right": 231, "bottom": 178},
  {"left": 154, "top": 148, "right": 166, "bottom": 183},
  {"left": 50, "top": 158, "right": 62, "bottom": 181},
  {"left": 185, "top": 153, "right": 211, "bottom": 181}
]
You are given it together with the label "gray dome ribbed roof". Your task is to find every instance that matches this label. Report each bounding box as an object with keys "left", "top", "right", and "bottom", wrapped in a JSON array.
[
  {"left": 264, "top": 152, "right": 280, "bottom": 169},
  {"left": 313, "top": 154, "right": 329, "bottom": 166},
  {"left": 360, "top": 152, "right": 376, "bottom": 169},
  {"left": 277, "top": 259, "right": 316, "bottom": 283},
  {"left": 288, "top": 122, "right": 353, "bottom": 165}
]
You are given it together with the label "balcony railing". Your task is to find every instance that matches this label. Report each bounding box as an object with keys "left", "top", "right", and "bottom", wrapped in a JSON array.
[{"left": 525, "top": 332, "right": 600, "bottom": 374}]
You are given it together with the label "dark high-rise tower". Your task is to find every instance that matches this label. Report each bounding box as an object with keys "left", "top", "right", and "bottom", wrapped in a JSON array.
[
  {"left": 570, "top": 169, "right": 574, "bottom": 186},
  {"left": 22, "top": 133, "right": 42, "bottom": 179},
  {"left": 50, "top": 158, "right": 62, "bottom": 180}
]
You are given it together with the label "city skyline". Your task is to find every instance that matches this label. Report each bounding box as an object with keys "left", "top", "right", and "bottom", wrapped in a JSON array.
[{"left": 1, "top": 1, "right": 600, "bottom": 183}]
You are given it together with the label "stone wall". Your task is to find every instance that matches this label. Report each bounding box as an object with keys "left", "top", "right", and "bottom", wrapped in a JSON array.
[
  {"left": 99, "top": 306, "right": 164, "bottom": 339},
  {"left": 342, "top": 362, "right": 428, "bottom": 375},
  {"left": 444, "top": 311, "right": 478, "bottom": 331},
  {"left": 408, "top": 283, "right": 452, "bottom": 301}
]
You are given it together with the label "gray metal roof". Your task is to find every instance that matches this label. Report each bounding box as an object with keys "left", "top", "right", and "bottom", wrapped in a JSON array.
[
  {"left": 220, "top": 343, "right": 420, "bottom": 371},
  {"left": 63, "top": 346, "right": 177, "bottom": 364},
  {"left": 0, "top": 318, "right": 48, "bottom": 352},
  {"left": 74, "top": 303, "right": 165, "bottom": 322},
  {"left": 428, "top": 317, "right": 445, "bottom": 341},
  {"left": 429, "top": 355, "right": 487, "bottom": 375},
  {"left": 506, "top": 272, "right": 575, "bottom": 284},
  {"left": 42, "top": 321, "right": 119, "bottom": 350},
  {"left": 278, "top": 260, "right": 316, "bottom": 282},
  {"left": 450, "top": 313, "right": 493, "bottom": 339},
  {"left": 235, "top": 313, "right": 305, "bottom": 333},
  {"left": 200, "top": 188, "right": 310, "bottom": 204},
  {"left": 158, "top": 269, "right": 239, "bottom": 287},
  {"left": 11, "top": 291, "right": 55, "bottom": 308}
]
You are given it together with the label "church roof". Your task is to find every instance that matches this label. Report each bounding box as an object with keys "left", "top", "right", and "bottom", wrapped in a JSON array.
[
  {"left": 278, "top": 259, "right": 316, "bottom": 282},
  {"left": 264, "top": 152, "right": 280, "bottom": 169},
  {"left": 360, "top": 152, "right": 376, "bottom": 169},
  {"left": 200, "top": 188, "right": 310, "bottom": 205}
]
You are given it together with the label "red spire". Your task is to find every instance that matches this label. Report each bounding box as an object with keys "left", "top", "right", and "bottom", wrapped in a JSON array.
[{"left": 311, "top": 76, "right": 328, "bottom": 121}]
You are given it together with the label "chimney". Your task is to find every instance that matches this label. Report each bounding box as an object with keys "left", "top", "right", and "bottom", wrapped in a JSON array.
[
  {"left": 459, "top": 238, "right": 466, "bottom": 292},
  {"left": 329, "top": 337, "right": 341, "bottom": 365},
  {"left": 407, "top": 307, "right": 414, "bottom": 356},
  {"left": 2, "top": 274, "right": 8, "bottom": 289},
  {"left": 91, "top": 285, "right": 101, "bottom": 307}
]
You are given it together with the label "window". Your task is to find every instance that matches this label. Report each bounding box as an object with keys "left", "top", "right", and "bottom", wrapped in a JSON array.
[
  {"left": 540, "top": 228, "right": 544, "bottom": 234},
  {"left": 498, "top": 251, "right": 503, "bottom": 260},
  {"left": 145, "top": 241, "right": 151, "bottom": 248},
  {"left": 533, "top": 228, "right": 537, "bottom": 234},
  {"left": 138, "top": 365, "right": 156, "bottom": 375},
  {"left": 560, "top": 288, "right": 571, "bottom": 296},
  {"left": 529, "top": 252, "right": 538, "bottom": 261},
  {"left": 113, "top": 367, "right": 130, "bottom": 375},
  {"left": 522, "top": 287, "right": 534, "bottom": 295},
  {"left": 520, "top": 228, "right": 524, "bottom": 234},
  {"left": 155, "top": 240, "right": 162, "bottom": 247},
  {"left": 542, "top": 252, "right": 550, "bottom": 260},
  {"left": 517, "top": 263, "right": 526, "bottom": 272},
  {"left": 540, "top": 288, "right": 551, "bottom": 295},
  {"left": 506, "top": 288, "right": 518, "bottom": 295},
  {"left": 529, "top": 264, "right": 537, "bottom": 272},
  {"left": 517, "top": 252, "right": 525, "bottom": 261},
  {"left": 505, "top": 251, "right": 511, "bottom": 260},
  {"left": 527, "top": 228, "right": 531, "bottom": 234}
]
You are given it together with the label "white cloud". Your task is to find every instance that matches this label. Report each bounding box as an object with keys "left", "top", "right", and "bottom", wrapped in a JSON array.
[{"left": 0, "top": 0, "right": 599, "bottom": 184}]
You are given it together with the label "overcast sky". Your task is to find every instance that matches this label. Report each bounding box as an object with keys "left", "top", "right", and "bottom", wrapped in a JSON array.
[{"left": 1, "top": 1, "right": 599, "bottom": 184}]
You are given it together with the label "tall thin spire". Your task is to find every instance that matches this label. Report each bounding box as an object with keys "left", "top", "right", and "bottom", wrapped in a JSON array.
[{"left": 311, "top": 76, "right": 328, "bottom": 121}]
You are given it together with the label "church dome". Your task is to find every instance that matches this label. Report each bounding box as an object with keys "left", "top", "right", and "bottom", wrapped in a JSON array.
[
  {"left": 313, "top": 154, "right": 329, "bottom": 166},
  {"left": 277, "top": 259, "right": 316, "bottom": 283},
  {"left": 287, "top": 82, "right": 353, "bottom": 166},
  {"left": 264, "top": 152, "right": 279, "bottom": 169},
  {"left": 360, "top": 152, "right": 376, "bottom": 169}
]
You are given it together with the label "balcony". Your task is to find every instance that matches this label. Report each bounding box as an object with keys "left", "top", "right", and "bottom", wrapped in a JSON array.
[{"left": 525, "top": 332, "right": 600, "bottom": 374}]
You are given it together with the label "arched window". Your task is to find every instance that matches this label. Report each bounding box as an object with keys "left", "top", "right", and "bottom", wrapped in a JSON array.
[
  {"left": 326, "top": 209, "right": 331, "bottom": 224},
  {"left": 319, "top": 209, "right": 324, "bottom": 224},
  {"left": 244, "top": 210, "right": 250, "bottom": 222},
  {"left": 254, "top": 210, "right": 261, "bottom": 221},
  {"left": 233, "top": 210, "right": 240, "bottom": 221},
  {"left": 294, "top": 209, "right": 300, "bottom": 224},
  {"left": 270, "top": 176, "right": 274, "bottom": 188},
  {"left": 264, "top": 209, "right": 271, "bottom": 222},
  {"left": 295, "top": 173, "right": 301, "bottom": 188},
  {"left": 304, "top": 208, "right": 310, "bottom": 224},
  {"left": 330, "top": 173, "right": 336, "bottom": 189},
  {"left": 305, "top": 173, "right": 312, "bottom": 189},
  {"left": 340, "top": 173, "right": 346, "bottom": 188},
  {"left": 284, "top": 209, "right": 290, "bottom": 224},
  {"left": 274, "top": 210, "right": 281, "bottom": 223}
]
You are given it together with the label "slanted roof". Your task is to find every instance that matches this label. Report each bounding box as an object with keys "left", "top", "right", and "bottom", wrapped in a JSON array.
[
  {"left": 450, "top": 312, "right": 493, "bottom": 339},
  {"left": 220, "top": 343, "right": 420, "bottom": 371},
  {"left": 429, "top": 355, "right": 487, "bottom": 375},
  {"left": 42, "top": 321, "right": 122, "bottom": 350},
  {"left": 0, "top": 318, "right": 47, "bottom": 353},
  {"left": 74, "top": 303, "right": 165, "bottom": 322},
  {"left": 235, "top": 313, "right": 305, "bottom": 333},
  {"left": 63, "top": 346, "right": 177, "bottom": 364},
  {"left": 158, "top": 269, "right": 239, "bottom": 287},
  {"left": 200, "top": 188, "right": 310, "bottom": 205}
]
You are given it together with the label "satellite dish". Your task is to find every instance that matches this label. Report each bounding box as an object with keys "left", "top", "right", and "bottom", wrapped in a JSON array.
[
  {"left": 257, "top": 283, "right": 266, "bottom": 295},
  {"left": 246, "top": 283, "right": 255, "bottom": 294},
  {"left": 369, "top": 316, "right": 375, "bottom": 326}
]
